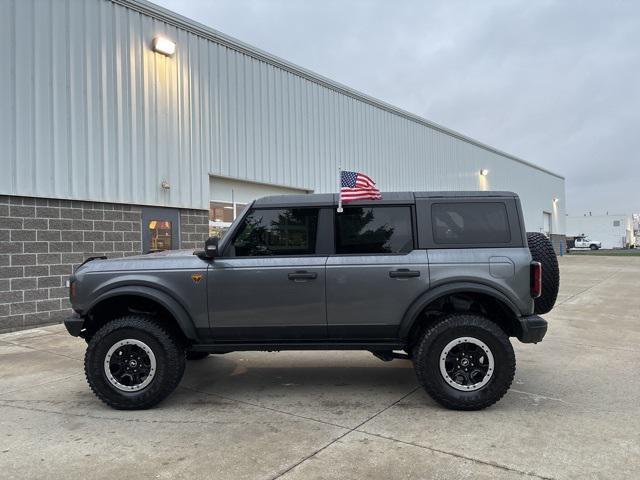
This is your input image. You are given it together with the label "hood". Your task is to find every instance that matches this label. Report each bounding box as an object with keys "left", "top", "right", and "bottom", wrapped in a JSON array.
[{"left": 75, "top": 249, "right": 207, "bottom": 274}]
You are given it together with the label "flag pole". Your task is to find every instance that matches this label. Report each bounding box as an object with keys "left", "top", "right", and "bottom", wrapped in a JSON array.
[{"left": 337, "top": 167, "right": 343, "bottom": 213}]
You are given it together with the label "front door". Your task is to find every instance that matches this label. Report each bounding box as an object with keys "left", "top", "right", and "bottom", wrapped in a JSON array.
[
  {"left": 207, "top": 206, "right": 328, "bottom": 340},
  {"left": 326, "top": 205, "right": 429, "bottom": 340},
  {"left": 141, "top": 207, "right": 180, "bottom": 252}
]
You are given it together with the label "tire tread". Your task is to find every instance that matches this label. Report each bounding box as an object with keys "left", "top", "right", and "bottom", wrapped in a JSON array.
[
  {"left": 414, "top": 313, "right": 515, "bottom": 410},
  {"left": 84, "top": 315, "right": 185, "bottom": 410},
  {"left": 527, "top": 232, "right": 560, "bottom": 314}
]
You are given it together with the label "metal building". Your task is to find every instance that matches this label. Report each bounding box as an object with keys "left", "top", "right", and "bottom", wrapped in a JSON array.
[
  {"left": 0, "top": 0, "right": 565, "bottom": 331},
  {"left": 567, "top": 215, "right": 634, "bottom": 249}
]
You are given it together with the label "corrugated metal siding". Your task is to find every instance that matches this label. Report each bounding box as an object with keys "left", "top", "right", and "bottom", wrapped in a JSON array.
[
  {"left": 1, "top": 0, "right": 209, "bottom": 209},
  {"left": 1, "top": 0, "right": 565, "bottom": 233}
]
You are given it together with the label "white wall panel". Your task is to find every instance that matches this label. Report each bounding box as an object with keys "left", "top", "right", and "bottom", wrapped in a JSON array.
[{"left": 1, "top": 0, "right": 565, "bottom": 233}]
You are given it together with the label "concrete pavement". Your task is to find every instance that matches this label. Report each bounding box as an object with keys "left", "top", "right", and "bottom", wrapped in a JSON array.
[{"left": 1, "top": 256, "right": 639, "bottom": 479}]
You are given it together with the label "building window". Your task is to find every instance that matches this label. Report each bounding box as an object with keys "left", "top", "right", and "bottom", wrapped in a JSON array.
[
  {"left": 613, "top": 220, "right": 621, "bottom": 227},
  {"left": 148, "top": 220, "right": 172, "bottom": 251},
  {"left": 210, "top": 201, "right": 246, "bottom": 238}
]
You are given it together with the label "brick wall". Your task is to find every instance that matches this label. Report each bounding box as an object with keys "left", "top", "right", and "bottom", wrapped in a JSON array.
[
  {"left": 0, "top": 196, "right": 143, "bottom": 333},
  {"left": 180, "top": 209, "right": 210, "bottom": 250}
]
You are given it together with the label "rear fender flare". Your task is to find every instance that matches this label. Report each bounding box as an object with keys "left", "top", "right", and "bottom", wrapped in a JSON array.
[
  {"left": 398, "top": 282, "right": 521, "bottom": 339},
  {"left": 87, "top": 285, "right": 197, "bottom": 340}
]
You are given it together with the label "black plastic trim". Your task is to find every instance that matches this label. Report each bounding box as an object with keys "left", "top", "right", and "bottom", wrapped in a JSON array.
[
  {"left": 191, "top": 341, "right": 405, "bottom": 353},
  {"left": 64, "top": 314, "right": 85, "bottom": 337},
  {"left": 517, "top": 315, "right": 548, "bottom": 343}
]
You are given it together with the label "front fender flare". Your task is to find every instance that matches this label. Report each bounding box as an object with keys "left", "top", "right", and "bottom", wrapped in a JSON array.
[
  {"left": 398, "top": 282, "right": 522, "bottom": 340},
  {"left": 86, "top": 285, "right": 198, "bottom": 340}
]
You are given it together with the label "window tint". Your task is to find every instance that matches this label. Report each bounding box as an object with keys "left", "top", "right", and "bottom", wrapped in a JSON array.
[
  {"left": 232, "top": 208, "right": 318, "bottom": 256},
  {"left": 432, "top": 202, "right": 511, "bottom": 244},
  {"left": 335, "top": 206, "right": 413, "bottom": 254}
]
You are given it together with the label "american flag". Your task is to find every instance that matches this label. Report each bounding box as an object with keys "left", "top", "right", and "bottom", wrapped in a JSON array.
[{"left": 340, "top": 170, "right": 382, "bottom": 203}]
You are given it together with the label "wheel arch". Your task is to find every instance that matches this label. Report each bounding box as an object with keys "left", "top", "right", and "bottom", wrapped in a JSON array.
[
  {"left": 85, "top": 286, "right": 198, "bottom": 341},
  {"left": 399, "top": 282, "right": 522, "bottom": 342}
]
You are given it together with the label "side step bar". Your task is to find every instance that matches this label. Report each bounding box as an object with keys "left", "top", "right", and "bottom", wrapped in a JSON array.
[{"left": 191, "top": 342, "right": 405, "bottom": 353}]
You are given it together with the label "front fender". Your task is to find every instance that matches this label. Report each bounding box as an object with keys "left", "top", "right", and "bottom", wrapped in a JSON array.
[
  {"left": 86, "top": 285, "right": 198, "bottom": 340},
  {"left": 398, "top": 282, "right": 522, "bottom": 339}
]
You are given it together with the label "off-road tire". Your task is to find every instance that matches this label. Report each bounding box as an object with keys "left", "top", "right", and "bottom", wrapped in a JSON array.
[
  {"left": 186, "top": 351, "right": 210, "bottom": 361},
  {"left": 413, "top": 314, "right": 515, "bottom": 410},
  {"left": 84, "top": 315, "right": 186, "bottom": 410},
  {"left": 590, "top": 244, "right": 598, "bottom": 251},
  {"left": 527, "top": 232, "right": 560, "bottom": 314}
]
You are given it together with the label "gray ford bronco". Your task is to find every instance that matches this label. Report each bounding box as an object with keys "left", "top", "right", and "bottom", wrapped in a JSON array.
[{"left": 64, "top": 191, "right": 559, "bottom": 411}]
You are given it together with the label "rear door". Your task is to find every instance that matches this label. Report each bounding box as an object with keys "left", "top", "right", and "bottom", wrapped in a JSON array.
[
  {"left": 207, "top": 207, "right": 329, "bottom": 341},
  {"left": 326, "top": 205, "right": 429, "bottom": 340}
]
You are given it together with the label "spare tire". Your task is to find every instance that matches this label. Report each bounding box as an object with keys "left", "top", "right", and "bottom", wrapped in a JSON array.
[{"left": 527, "top": 232, "right": 559, "bottom": 314}]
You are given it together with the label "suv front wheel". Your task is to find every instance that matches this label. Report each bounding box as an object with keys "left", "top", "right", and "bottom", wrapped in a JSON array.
[
  {"left": 413, "top": 313, "right": 515, "bottom": 410},
  {"left": 84, "top": 315, "right": 186, "bottom": 410}
]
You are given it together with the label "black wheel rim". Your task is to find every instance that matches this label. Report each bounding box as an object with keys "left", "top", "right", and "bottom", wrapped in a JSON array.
[
  {"left": 439, "top": 337, "right": 494, "bottom": 391},
  {"left": 104, "top": 339, "right": 157, "bottom": 392}
]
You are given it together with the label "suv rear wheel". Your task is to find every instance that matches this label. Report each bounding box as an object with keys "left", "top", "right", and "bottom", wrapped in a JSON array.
[
  {"left": 413, "top": 313, "right": 515, "bottom": 410},
  {"left": 84, "top": 315, "right": 186, "bottom": 410}
]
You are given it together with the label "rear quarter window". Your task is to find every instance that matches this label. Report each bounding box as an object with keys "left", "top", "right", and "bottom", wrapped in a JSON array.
[{"left": 432, "top": 202, "right": 511, "bottom": 245}]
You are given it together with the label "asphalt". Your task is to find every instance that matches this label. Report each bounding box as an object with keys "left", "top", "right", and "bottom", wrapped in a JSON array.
[{"left": 0, "top": 255, "right": 638, "bottom": 479}]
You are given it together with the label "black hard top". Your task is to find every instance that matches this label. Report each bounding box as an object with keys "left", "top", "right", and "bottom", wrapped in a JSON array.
[{"left": 253, "top": 191, "right": 518, "bottom": 207}]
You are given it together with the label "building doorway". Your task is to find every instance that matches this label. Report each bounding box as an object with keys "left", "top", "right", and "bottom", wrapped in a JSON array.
[
  {"left": 542, "top": 212, "right": 552, "bottom": 238},
  {"left": 141, "top": 207, "right": 180, "bottom": 252}
]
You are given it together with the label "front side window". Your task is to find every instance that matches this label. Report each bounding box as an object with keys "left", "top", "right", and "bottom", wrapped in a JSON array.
[
  {"left": 231, "top": 208, "right": 319, "bottom": 256},
  {"left": 432, "top": 202, "right": 510, "bottom": 244},
  {"left": 210, "top": 201, "right": 247, "bottom": 239},
  {"left": 335, "top": 206, "right": 413, "bottom": 254}
]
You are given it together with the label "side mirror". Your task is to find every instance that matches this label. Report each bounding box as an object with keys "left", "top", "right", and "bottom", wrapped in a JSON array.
[{"left": 204, "top": 236, "right": 220, "bottom": 258}]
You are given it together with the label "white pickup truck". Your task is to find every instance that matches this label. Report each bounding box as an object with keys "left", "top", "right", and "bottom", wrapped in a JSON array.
[{"left": 572, "top": 235, "right": 602, "bottom": 250}]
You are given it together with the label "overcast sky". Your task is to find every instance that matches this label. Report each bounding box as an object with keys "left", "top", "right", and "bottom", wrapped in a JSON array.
[{"left": 155, "top": 0, "right": 639, "bottom": 215}]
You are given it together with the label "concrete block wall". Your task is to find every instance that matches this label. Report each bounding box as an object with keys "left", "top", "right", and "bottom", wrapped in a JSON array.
[
  {"left": 180, "top": 210, "right": 210, "bottom": 250},
  {"left": 1, "top": 195, "right": 211, "bottom": 333},
  {"left": 0, "top": 196, "right": 143, "bottom": 332},
  {"left": 550, "top": 234, "right": 566, "bottom": 256}
]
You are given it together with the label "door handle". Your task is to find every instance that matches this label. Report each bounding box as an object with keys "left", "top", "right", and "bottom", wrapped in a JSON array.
[
  {"left": 389, "top": 269, "right": 420, "bottom": 279},
  {"left": 288, "top": 271, "right": 318, "bottom": 281}
]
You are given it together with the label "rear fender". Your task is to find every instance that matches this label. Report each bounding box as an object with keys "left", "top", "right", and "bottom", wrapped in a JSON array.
[{"left": 398, "top": 282, "right": 522, "bottom": 339}]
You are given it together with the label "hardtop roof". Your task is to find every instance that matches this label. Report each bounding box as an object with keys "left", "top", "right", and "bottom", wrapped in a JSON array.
[{"left": 253, "top": 191, "right": 518, "bottom": 207}]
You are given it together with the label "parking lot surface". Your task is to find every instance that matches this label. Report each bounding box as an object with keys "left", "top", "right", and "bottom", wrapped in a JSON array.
[{"left": 1, "top": 256, "right": 639, "bottom": 479}]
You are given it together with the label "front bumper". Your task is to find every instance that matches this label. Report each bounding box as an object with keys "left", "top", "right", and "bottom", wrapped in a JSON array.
[
  {"left": 517, "top": 315, "right": 548, "bottom": 343},
  {"left": 64, "top": 313, "right": 85, "bottom": 337}
]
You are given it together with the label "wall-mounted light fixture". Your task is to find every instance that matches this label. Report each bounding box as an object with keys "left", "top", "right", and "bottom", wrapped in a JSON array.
[
  {"left": 479, "top": 169, "right": 489, "bottom": 176},
  {"left": 152, "top": 36, "right": 176, "bottom": 56},
  {"left": 161, "top": 180, "right": 171, "bottom": 190}
]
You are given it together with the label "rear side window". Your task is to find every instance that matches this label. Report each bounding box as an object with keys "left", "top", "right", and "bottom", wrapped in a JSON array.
[
  {"left": 432, "top": 202, "right": 511, "bottom": 245},
  {"left": 232, "top": 208, "right": 319, "bottom": 256},
  {"left": 335, "top": 206, "right": 413, "bottom": 254}
]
